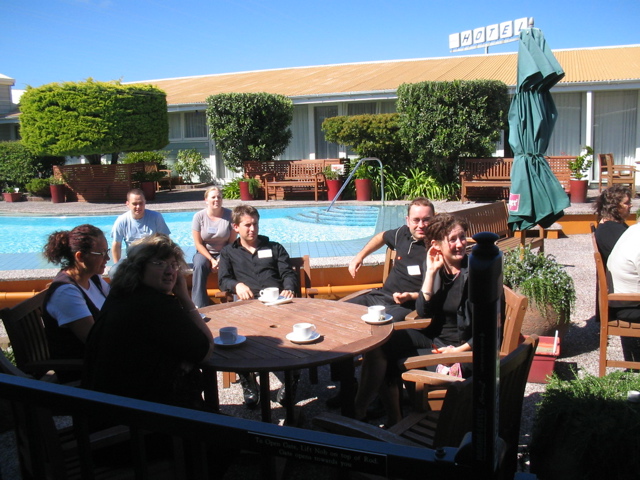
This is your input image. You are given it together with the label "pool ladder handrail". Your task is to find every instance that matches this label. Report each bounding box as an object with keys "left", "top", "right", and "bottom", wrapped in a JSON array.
[{"left": 326, "top": 157, "right": 384, "bottom": 212}]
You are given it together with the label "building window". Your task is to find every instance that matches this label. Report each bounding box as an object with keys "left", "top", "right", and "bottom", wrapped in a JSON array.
[
  {"left": 314, "top": 106, "right": 339, "bottom": 159},
  {"left": 184, "top": 111, "right": 207, "bottom": 139},
  {"left": 168, "top": 113, "right": 181, "bottom": 140}
]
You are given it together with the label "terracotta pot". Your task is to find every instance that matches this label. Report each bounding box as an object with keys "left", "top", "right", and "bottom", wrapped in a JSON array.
[
  {"left": 49, "top": 184, "right": 66, "bottom": 204},
  {"left": 327, "top": 179, "right": 342, "bottom": 201},
  {"left": 520, "top": 302, "right": 569, "bottom": 340},
  {"left": 239, "top": 181, "right": 253, "bottom": 201},
  {"left": 355, "top": 178, "right": 372, "bottom": 201},
  {"left": 2, "top": 192, "right": 23, "bottom": 202},
  {"left": 140, "top": 181, "right": 156, "bottom": 201},
  {"left": 569, "top": 179, "right": 588, "bottom": 203}
]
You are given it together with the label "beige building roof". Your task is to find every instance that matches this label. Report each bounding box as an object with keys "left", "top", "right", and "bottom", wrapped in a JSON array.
[{"left": 132, "top": 45, "right": 640, "bottom": 106}]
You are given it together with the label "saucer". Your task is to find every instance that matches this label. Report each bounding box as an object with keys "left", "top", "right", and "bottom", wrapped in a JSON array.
[
  {"left": 286, "top": 331, "right": 321, "bottom": 344},
  {"left": 214, "top": 335, "right": 246, "bottom": 347},
  {"left": 259, "top": 295, "right": 284, "bottom": 303},
  {"left": 263, "top": 297, "right": 294, "bottom": 306},
  {"left": 361, "top": 313, "right": 393, "bottom": 325}
]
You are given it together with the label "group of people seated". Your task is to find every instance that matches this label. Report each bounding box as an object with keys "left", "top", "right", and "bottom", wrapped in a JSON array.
[{"left": 40, "top": 188, "right": 493, "bottom": 428}]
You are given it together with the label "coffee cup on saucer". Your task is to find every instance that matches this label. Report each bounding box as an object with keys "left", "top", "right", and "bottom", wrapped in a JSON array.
[
  {"left": 259, "top": 287, "right": 279, "bottom": 302},
  {"left": 219, "top": 326, "right": 238, "bottom": 344},
  {"left": 292, "top": 322, "right": 316, "bottom": 340},
  {"left": 367, "top": 305, "right": 386, "bottom": 321}
]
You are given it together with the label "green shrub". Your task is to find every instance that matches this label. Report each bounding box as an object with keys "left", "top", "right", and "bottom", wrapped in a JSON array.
[
  {"left": 121, "top": 150, "right": 169, "bottom": 168},
  {"left": 25, "top": 177, "right": 51, "bottom": 196},
  {"left": 385, "top": 167, "right": 457, "bottom": 200},
  {"left": 174, "top": 149, "right": 209, "bottom": 184},
  {"left": 531, "top": 371, "right": 640, "bottom": 480},
  {"left": 222, "top": 177, "right": 260, "bottom": 199},
  {"left": 0, "top": 141, "right": 64, "bottom": 190}
]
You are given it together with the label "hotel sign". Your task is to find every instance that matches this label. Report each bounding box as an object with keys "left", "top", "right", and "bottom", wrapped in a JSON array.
[{"left": 449, "top": 17, "right": 533, "bottom": 52}]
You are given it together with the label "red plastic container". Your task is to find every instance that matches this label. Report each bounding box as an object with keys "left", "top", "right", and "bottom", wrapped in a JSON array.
[{"left": 527, "top": 335, "right": 561, "bottom": 384}]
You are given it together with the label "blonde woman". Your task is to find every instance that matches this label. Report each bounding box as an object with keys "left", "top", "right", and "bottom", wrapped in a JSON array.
[{"left": 191, "top": 186, "right": 236, "bottom": 307}]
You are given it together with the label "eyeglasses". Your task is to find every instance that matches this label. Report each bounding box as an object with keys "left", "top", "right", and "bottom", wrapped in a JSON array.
[
  {"left": 89, "top": 251, "right": 110, "bottom": 258},
  {"left": 409, "top": 217, "right": 432, "bottom": 225},
  {"left": 149, "top": 260, "right": 180, "bottom": 271}
]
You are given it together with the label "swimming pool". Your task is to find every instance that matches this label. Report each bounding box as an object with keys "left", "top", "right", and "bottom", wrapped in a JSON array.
[{"left": 0, "top": 206, "right": 379, "bottom": 255}]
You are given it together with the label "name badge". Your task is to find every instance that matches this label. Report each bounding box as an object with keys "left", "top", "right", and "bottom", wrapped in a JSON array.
[
  {"left": 258, "top": 249, "right": 273, "bottom": 258},
  {"left": 207, "top": 227, "right": 218, "bottom": 235},
  {"left": 407, "top": 265, "right": 421, "bottom": 276}
]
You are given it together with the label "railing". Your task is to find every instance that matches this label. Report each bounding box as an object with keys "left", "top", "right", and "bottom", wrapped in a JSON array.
[{"left": 327, "top": 157, "right": 385, "bottom": 212}]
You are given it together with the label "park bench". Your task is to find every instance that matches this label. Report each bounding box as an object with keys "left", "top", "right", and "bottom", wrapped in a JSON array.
[
  {"left": 243, "top": 159, "right": 343, "bottom": 201},
  {"left": 453, "top": 201, "right": 545, "bottom": 253},
  {"left": 460, "top": 156, "right": 573, "bottom": 201}
]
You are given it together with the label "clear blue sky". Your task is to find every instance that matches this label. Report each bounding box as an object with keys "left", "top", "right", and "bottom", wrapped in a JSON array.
[{"left": 4, "top": 0, "right": 640, "bottom": 89}]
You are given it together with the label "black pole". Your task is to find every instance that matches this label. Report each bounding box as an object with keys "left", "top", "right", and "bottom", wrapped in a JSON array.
[{"left": 468, "top": 231, "right": 503, "bottom": 477}]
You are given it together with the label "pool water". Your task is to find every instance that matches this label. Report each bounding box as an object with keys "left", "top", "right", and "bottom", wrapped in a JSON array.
[{"left": 0, "top": 206, "right": 379, "bottom": 255}]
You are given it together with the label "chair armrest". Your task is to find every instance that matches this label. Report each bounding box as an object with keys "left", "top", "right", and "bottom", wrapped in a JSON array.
[
  {"left": 401, "top": 351, "right": 474, "bottom": 370},
  {"left": 312, "top": 413, "right": 418, "bottom": 446},
  {"left": 393, "top": 316, "right": 432, "bottom": 330},
  {"left": 305, "top": 287, "right": 320, "bottom": 298},
  {"left": 338, "top": 289, "right": 372, "bottom": 302},
  {"left": 401, "top": 369, "right": 466, "bottom": 387},
  {"left": 609, "top": 293, "right": 640, "bottom": 302}
]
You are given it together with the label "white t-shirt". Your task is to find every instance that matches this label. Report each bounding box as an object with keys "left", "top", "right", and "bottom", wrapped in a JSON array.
[
  {"left": 46, "top": 277, "right": 110, "bottom": 327},
  {"left": 111, "top": 210, "right": 171, "bottom": 250},
  {"left": 608, "top": 222, "right": 640, "bottom": 294}
]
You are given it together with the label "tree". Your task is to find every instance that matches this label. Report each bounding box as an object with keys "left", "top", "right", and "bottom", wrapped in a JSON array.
[
  {"left": 19, "top": 79, "right": 169, "bottom": 165},
  {"left": 397, "top": 80, "right": 509, "bottom": 185},
  {"left": 321, "top": 113, "right": 411, "bottom": 171},
  {"left": 205, "top": 92, "right": 293, "bottom": 171},
  {"left": 0, "top": 141, "right": 65, "bottom": 190}
]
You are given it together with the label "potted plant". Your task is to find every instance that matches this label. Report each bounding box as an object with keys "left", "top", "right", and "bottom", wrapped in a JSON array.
[
  {"left": 503, "top": 248, "right": 575, "bottom": 339},
  {"left": 49, "top": 176, "right": 66, "bottom": 204},
  {"left": 132, "top": 170, "right": 167, "bottom": 201},
  {"left": 323, "top": 166, "right": 343, "bottom": 201},
  {"left": 350, "top": 160, "right": 375, "bottom": 201},
  {"left": 567, "top": 146, "right": 593, "bottom": 203},
  {"left": 2, "top": 187, "right": 23, "bottom": 202},
  {"left": 239, "top": 177, "right": 261, "bottom": 201}
]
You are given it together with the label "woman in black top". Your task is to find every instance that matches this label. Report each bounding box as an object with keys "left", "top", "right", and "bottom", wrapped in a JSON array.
[
  {"left": 354, "top": 214, "right": 471, "bottom": 426},
  {"left": 594, "top": 185, "right": 633, "bottom": 265}
]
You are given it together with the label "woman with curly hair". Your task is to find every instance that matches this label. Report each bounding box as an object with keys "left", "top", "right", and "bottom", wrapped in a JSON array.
[
  {"left": 594, "top": 185, "right": 633, "bottom": 264},
  {"left": 43, "top": 224, "right": 110, "bottom": 380}
]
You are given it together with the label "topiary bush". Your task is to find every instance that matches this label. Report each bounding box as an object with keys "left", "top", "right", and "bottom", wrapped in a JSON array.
[{"left": 25, "top": 177, "right": 51, "bottom": 196}]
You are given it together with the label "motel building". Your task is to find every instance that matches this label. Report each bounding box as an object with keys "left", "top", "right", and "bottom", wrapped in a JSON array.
[{"left": 1, "top": 41, "right": 639, "bottom": 188}]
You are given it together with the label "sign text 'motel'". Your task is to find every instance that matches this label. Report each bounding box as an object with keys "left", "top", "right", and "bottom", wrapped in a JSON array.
[{"left": 449, "top": 17, "right": 533, "bottom": 52}]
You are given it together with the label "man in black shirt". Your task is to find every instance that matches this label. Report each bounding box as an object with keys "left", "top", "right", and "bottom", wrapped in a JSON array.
[
  {"left": 218, "top": 205, "right": 299, "bottom": 408},
  {"left": 347, "top": 197, "right": 435, "bottom": 321}
]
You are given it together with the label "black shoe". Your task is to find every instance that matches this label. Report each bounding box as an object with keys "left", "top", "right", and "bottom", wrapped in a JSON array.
[
  {"left": 276, "top": 375, "right": 300, "bottom": 405},
  {"left": 325, "top": 378, "right": 358, "bottom": 409},
  {"left": 239, "top": 372, "right": 259, "bottom": 409}
]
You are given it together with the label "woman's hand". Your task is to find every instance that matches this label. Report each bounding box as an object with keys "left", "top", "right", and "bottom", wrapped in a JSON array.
[
  {"left": 209, "top": 257, "right": 219, "bottom": 270},
  {"left": 426, "top": 245, "right": 445, "bottom": 274},
  {"left": 172, "top": 273, "right": 190, "bottom": 300},
  {"left": 393, "top": 291, "right": 416, "bottom": 304}
]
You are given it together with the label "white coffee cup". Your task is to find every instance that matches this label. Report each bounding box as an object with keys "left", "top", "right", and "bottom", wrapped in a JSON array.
[
  {"left": 293, "top": 322, "right": 316, "bottom": 340},
  {"left": 367, "top": 305, "right": 386, "bottom": 321},
  {"left": 259, "top": 287, "right": 279, "bottom": 301},
  {"left": 219, "top": 326, "right": 238, "bottom": 344}
]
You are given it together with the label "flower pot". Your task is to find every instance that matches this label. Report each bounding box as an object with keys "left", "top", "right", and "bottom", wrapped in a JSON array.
[
  {"left": 2, "top": 192, "right": 23, "bottom": 202},
  {"left": 140, "top": 181, "right": 156, "bottom": 201},
  {"left": 327, "top": 179, "right": 342, "bottom": 201},
  {"left": 49, "top": 184, "right": 66, "bottom": 204},
  {"left": 520, "top": 302, "right": 569, "bottom": 341},
  {"left": 239, "top": 181, "right": 253, "bottom": 201},
  {"left": 355, "top": 178, "right": 372, "bottom": 201},
  {"left": 569, "top": 179, "right": 588, "bottom": 203}
]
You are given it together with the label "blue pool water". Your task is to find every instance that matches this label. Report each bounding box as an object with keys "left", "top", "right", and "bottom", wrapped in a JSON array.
[{"left": 0, "top": 206, "right": 379, "bottom": 255}]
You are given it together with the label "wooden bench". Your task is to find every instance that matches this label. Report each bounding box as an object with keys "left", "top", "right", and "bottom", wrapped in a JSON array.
[
  {"left": 453, "top": 201, "right": 545, "bottom": 253},
  {"left": 460, "top": 156, "right": 573, "bottom": 201}
]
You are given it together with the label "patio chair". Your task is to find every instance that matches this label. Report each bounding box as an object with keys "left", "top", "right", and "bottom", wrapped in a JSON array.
[
  {"left": 314, "top": 335, "right": 539, "bottom": 479},
  {"left": 590, "top": 226, "right": 640, "bottom": 375},
  {"left": 598, "top": 153, "right": 636, "bottom": 197},
  {"left": 338, "top": 248, "right": 395, "bottom": 303},
  {"left": 0, "top": 290, "right": 83, "bottom": 383}
]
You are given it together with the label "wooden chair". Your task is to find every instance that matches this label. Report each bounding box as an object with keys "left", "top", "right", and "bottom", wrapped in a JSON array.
[
  {"left": 590, "top": 226, "right": 640, "bottom": 376},
  {"left": 338, "top": 248, "right": 395, "bottom": 303},
  {"left": 221, "top": 255, "right": 318, "bottom": 387},
  {"left": 400, "top": 285, "right": 528, "bottom": 411},
  {"left": 0, "top": 290, "right": 83, "bottom": 382},
  {"left": 598, "top": 153, "right": 636, "bottom": 197},
  {"left": 156, "top": 169, "right": 173, "bottom": 191},
  {"left": 314, "top": 335, "right": 539, "bottom": 479}
]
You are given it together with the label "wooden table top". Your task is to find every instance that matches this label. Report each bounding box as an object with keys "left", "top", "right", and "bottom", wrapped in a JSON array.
[{"left": 199, "top": 297, "right": 393, "bottom": 373}]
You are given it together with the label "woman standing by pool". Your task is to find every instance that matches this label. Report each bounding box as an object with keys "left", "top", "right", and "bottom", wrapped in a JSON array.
[
  {"left": 42, "top": 224, "right": 110, "bottom": 381},
  {"left": 191, "top": 186, "right": 236, "bottom": 307}
]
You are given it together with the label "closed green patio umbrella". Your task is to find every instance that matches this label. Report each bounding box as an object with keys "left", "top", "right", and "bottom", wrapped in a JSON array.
[{"left": 507, "top": 27, "right": 570, "bottom": 230}]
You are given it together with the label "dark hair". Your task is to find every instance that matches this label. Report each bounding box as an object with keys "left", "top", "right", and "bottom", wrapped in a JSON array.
[
  {"left": 110, "top": 234, "right": 186, "bottom": 296},
  {"left": 43, "top": 224, "right": 105, "bottom": 269},
  {"left": 594, "top": 185, "right": 632, "bottom": 222},
  {"left": 232, "top": 204, "right": 260, "bottom": 225},
  {"left": 424, "top": 213, "right": 468, "bottom": 244},
  {"left": 407, "top": 197, "right": 435, "bottom": 216},
  {"left": 126, "top": 188, "right": 145, "bottom": 201}
]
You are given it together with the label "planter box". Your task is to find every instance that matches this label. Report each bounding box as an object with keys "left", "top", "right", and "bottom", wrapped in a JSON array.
[{"left": 527, "top": 335, "right": 561, "bottom": 384}]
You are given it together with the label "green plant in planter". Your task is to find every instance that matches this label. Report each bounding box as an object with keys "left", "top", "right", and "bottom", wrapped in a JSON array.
[
  {"left": 503, "top": 248, "right": 575, "bottom": 322},
  {"left": 567, "top": 145, "right": 594, "bottom": 180},
  {"left": 530, "top": 371, "right": 640, "bottom": 480},
  {"left": 323, "top": 166, "right": 342, "bottom": 181},
  {"left": 48, "top": 175, "right": 66, "bottom": 185},
  {"left": 132, "top": 170, "right": 169, "bottom": 183},
  {"left": 25, "top": 177, "right": 51, "bottom": 196},
  {"left": 222, "top": 177, "right": 261, "bottom": 199}
]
